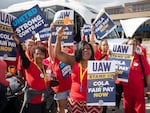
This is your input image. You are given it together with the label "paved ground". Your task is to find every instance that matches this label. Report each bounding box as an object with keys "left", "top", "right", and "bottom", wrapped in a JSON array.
[{"left": 107, "top": 97, "right": 150, "bottom": 113}]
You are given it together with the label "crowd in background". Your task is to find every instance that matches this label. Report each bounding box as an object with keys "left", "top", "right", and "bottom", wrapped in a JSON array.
[{"left": 0, "top": 23, "right": 150, "bottom": 113}]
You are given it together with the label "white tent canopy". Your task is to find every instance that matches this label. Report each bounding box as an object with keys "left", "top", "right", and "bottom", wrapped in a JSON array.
[{"left": 120, "top": 17, "right": 150, "bottom": 38}]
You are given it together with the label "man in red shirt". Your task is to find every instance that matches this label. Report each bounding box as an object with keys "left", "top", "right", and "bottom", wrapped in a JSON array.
[
  {"left": 123, "top": 39, "right": 150, "bottom": 113},
  {"left": 136, "top": 37, "right": 147, "bottom": 57}
]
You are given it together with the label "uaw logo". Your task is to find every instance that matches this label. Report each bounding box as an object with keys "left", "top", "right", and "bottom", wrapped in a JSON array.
[
  {"left": 98, "top": 100, "right": 104, "bottom": 105},
  {"left": 54, "top": 10, "right": 74, "bottom": 25}
]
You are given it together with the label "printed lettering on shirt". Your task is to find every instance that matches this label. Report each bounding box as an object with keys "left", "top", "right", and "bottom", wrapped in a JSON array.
[{"left": 59, "top": 61, "right": 71, "bottom": 79}]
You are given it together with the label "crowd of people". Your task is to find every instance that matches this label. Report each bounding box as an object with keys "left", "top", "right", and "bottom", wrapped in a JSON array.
[{"left": 0, "top": 23, "right": 150, "bottom": 113}]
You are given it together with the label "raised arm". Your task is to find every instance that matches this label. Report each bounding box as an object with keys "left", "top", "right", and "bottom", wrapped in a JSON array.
[
  {"left": 89, "top": 25, "right": 97, "bottom": 53},
  {"left": 48, "top": 34, "right": 54, "bottom": 62},
  {"left": 55, "top": 27, "right": 75, "bottom": 66},
  {"left": 48, "top": 23, "right": 55, "bottom": 63},
  {"left": 12, "top": 32, "right": 30, "bottom": 69}
]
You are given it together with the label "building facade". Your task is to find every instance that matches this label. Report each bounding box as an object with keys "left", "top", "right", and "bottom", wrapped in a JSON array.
[{"left": 105, "top": 0, "right": 150, "bottom": 38}]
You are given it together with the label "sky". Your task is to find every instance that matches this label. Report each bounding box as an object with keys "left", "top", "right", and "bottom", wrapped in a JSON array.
[{"left": 0, "top": 0, "right": 138, "bottom": 10}]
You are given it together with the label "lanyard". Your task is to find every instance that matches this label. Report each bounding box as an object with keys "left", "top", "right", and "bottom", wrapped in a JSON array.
[
  {"left": 34, "top": 63, "right": 47, "bottom": 86},
  {"left": 79, "top": 63, "right": 87, "bottom": 87}
]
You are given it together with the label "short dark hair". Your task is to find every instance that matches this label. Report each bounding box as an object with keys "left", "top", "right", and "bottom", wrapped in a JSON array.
[
  {"left": 32, "top": 45, "right": 47, "bottom": 58},
  {"left": 136, "top": 38, "right": 142, "bottom": 44},
  {"left": 75, "top": 40, "right": 94, "bottom": 62}
]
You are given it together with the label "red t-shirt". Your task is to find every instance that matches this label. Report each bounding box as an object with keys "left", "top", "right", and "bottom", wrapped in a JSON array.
[
  {"left": 94, "top": 49, "right": 108, "bottom": 60},
  {"left": 70, "top": 62, "right": 87, "bottom": 101},
  {"left": 25, "top": 62, "right": 49, "bottom": 104},
  {"left": 123, "top": 53, "right": 150, "bottom": 87},
  {"left": 52, "top": 58, "right": 71, "bottom": 93},
  {"left": 17, "top": 51, "right": 33, "bottom": 79}
]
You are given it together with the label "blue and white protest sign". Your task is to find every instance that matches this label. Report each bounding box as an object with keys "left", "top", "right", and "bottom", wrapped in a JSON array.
[
  {"left": 83, "top": 24, "right": 91, "bottom": 36},
  {"left": 0, "top": 11, "right": 16, "bottom": 61},
  {"left": 87, "top": 60, "right": 116, "bottom": 106},
  {"left": 109, "top": 43, "right": 133, "bottom": 82},
  {"left": 93, "top": 9, "right": 116, "bottom": 40},
  {"left": 11, "top": 5, "right": 49, "bottom": 42},
  {"left": 51, "top": 10, "right": 74, "bottom": 45},
  {"left": 39, "top": 27, "right": 51, "bottom": 41}
]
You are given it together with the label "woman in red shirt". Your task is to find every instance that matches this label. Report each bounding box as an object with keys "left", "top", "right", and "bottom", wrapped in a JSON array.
[
  {"left": 89, "top": 25, "right": 122, "bottom": 112},
  {"left": 55, "top": 27, "right": 103, "bottom": 113},
  {"left": 46, "top": 24, "right": 72, "bottom": 113},
  {"left": 13, "top": 33, "right": 53, "bottom": 113}
]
